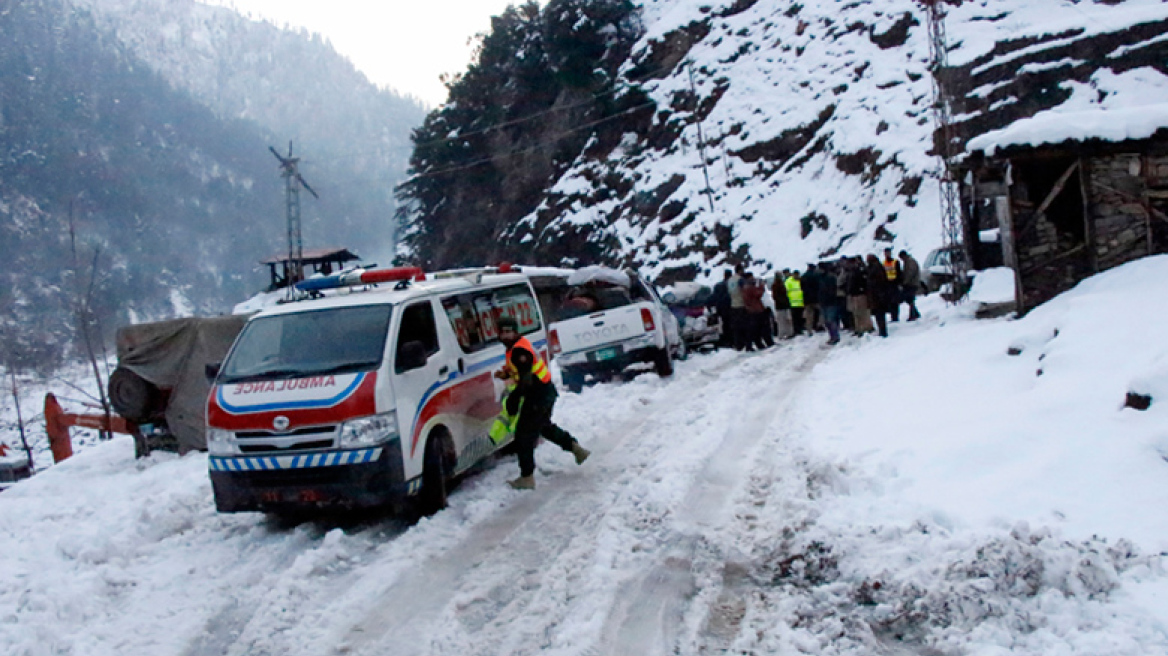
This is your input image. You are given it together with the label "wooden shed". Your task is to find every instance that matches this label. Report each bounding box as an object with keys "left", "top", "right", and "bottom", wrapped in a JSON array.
[
  {"left": 938, "top": 9, "right": 1168, "bottom": 312},
  {"left": 956, "top": 135, "right": 1168, "bottom": 312}
]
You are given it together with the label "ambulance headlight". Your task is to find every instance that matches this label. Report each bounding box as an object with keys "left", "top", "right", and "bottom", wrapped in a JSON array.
[
  {"left": 338, "top": 411, "right": 399, "bottom": 448},
  {"left": 206, "top": 428, "right": 240, "bottom": 455}
]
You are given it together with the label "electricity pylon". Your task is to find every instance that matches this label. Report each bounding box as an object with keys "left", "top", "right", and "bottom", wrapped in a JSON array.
[{"left": 270, "top": 142, "right": 319, "bottom": 294}]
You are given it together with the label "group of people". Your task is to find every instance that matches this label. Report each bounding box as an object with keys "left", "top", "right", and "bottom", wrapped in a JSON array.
[{"left": 709, "top": 248, "right": 922, "bottom": 348}]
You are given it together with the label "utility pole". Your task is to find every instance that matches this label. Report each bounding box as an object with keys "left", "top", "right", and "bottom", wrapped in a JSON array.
[
  {"left": 922, "top": 1, "right": 969, "bottom": 299},
  {"left": 270, "top": 142, "right": 319, "bottom": 296},
  {"left": 688, "top": 63, "right": 716, "bottom": 212}
]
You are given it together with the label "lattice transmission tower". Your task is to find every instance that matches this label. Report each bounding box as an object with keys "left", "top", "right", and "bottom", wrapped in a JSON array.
[
  {"left": 921, "top": 1, "right": 969, "bottom": 299},
  {"left": 270, "top": 142, "right": 319, "bottom": 296}
]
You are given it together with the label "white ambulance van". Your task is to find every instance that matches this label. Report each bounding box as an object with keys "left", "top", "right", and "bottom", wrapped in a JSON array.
[{"left": 205, "top": 265, "right": 546, "bottom": 515}]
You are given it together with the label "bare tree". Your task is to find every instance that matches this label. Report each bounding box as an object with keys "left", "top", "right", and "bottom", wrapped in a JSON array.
[
  {"left": 7, "top": 366, "right": 34, "bottom": 468},
  {"left": 67, "top": 207, "right": 113, "bottom": 441}
]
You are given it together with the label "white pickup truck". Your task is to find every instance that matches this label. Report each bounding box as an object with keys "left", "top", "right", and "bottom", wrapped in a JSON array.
[{"left": 541, "top": 267, "right": 684, "bottom": 393}]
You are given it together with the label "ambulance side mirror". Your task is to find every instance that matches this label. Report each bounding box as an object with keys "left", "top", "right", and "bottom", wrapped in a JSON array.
[
  {"left": 205, "top": 362, "right": 221, "bottom": 383},
  {"left": 397, "top": 341, "right": 428, "bottom": 373}
]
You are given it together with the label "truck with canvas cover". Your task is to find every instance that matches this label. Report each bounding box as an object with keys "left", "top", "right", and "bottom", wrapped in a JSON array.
[{"left": 108, "top": 315, "right": 248, "bottom": 457}]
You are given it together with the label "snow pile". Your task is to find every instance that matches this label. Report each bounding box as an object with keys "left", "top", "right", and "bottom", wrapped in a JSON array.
[{"left": 968, "top": 266, "right": 1016, "bottom": 305}]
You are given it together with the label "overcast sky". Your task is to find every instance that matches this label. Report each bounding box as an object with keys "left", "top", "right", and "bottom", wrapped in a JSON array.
[{"left": 203, "top": 0, "right": 521, "bottom": 107}]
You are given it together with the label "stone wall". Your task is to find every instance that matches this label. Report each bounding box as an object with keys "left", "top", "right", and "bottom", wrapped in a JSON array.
[{"left": 1085, "top": 153, "right": 1164, "bottom": 271}]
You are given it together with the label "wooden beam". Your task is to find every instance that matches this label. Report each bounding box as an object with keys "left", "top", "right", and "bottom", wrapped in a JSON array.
[{"left": 1035, "top": 160, "right": 1080, "bottom": 216}]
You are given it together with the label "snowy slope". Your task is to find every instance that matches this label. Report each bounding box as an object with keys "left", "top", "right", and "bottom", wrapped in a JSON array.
[
  {"left": 3, "top": 256, "right": 1167, "bottom": 655},
  {"left": 516, "top": 0, "right": 1168, "bottom": 282}
]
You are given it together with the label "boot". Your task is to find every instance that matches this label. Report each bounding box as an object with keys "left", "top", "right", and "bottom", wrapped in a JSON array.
[
  {"left": 508, "top": 475, "right": 535, "bottom": 490},
  {"left": 571, "top": 442, "right": 591, "bottom": 465}
]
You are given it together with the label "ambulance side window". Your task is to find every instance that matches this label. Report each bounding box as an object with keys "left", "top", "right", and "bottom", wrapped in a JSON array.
[
  {"left": 396, "top": 302, "right": 439, "bottom": 372},
  {"left": 439, "top": 284, "right": 540, "bottom": 354},
  {"left": 441, "top": 294, "right": 483, "bottom": 353}
]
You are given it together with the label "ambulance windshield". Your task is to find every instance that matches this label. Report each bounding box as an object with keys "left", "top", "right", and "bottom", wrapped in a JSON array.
[{"left": 220, "top": 305, "right": 393, "bottom": 383}]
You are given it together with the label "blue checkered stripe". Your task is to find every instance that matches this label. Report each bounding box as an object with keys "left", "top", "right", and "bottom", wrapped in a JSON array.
[
  {"left": 405, "top": 478, "right": 423, "bottom": 496},
  {"left": 209, "top": 448, "right": 383, "bottom": 472}
]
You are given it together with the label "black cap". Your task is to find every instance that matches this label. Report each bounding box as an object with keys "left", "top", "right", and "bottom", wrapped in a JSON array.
[{"left": 497, "top": 316, "right": 519, "bottom": 331}]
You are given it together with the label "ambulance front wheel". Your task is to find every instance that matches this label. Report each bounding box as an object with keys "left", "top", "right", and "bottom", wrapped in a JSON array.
[{"left": 419, "top": 430, "right": 454, "bottom": 516}]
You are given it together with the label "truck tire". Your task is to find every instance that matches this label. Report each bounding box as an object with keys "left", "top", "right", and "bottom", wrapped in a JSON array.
[
  {"left": 108, "top": 367, "right": 160, "bottom": 423},
  {"left": 563, "top": 368, "right": 585, "bottom": 394},
  {"left": 419, "top": 430, "right": 453, "bottom": 516},
  {"left": 653, "top": 347, "right": 674, "bottom": 377}
]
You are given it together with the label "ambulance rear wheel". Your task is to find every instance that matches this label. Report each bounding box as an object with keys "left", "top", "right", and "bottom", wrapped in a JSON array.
[{"left": 419, "top": 430, "right": 453, "bottom": 516}]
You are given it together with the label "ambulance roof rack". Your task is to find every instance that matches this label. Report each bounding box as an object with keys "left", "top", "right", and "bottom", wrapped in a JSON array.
[{"left": 429, "top": 262, "right": 520, "bottom": 282}]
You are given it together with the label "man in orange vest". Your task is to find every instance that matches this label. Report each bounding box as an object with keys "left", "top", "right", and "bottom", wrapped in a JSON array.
[
  {"left": 882, "top": 248, "right": 903, "bottom": 321},
  {"left": 495, "top": 316, "right": 590, "bottom": 490}
]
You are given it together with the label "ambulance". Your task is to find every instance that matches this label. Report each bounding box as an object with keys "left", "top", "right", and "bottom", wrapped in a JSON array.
[{"left": 205, "top": 265, "right": 546, "bottom": 515}]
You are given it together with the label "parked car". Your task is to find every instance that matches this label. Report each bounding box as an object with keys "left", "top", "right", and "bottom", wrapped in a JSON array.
[
  {"left": 544, "top": 266, "right": 684, "bottom": 393},
  {"left": 921, "top": 245, "right": 970, "bottom": 294},
  {"left": 0, "top": 445, "right": 32, "bottom": 491},
  {"left": 661, "top": 282, "right": 722, "bottom": 352}
]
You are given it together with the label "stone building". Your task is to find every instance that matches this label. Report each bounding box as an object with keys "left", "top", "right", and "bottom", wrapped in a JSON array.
[
  {"left": 939, "top": 8, "right": 1168, "bottom": 312},
  {"left": 956, "top": 136, "right": 1168, "bottom": 312}
]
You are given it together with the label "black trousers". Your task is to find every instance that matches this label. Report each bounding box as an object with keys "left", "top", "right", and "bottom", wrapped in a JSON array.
[
  {"left": 790, "top": 307, "right": 806, "bottom": 335},
  {"left": 514, "top": 396, "right": 576, "bottom": 477}
]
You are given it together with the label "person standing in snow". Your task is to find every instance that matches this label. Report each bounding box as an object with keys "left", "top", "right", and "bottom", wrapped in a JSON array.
[
  {"left": 845, "top": 256, "right": 874, "bottom": 335},
  {"left": 708, "top": 269, "right": 733, "bottom": 348},
  {"left": 727, "top": 264, "right": 746, "bottom": 350},
  {"left": 495, "top": 316, "right": 590, "bottom": 490},
  {"left": 741, "top": 272, "right": 774, "bottom": 351},
  {"left": 899, "top": 250, "right": 922, "bottom": 321},
  {"left": 882, "top": 248, "right": 903, "bottom": 321},
  {"left": 818, "top": 262, "right": 844, "bottom": 345},
  {"left": 785, "top": 270, "right": 806, "bottom": 336},
  {"left": 801, "top": 263, "right": 822, "bottom": 333},
  {"left": 771, "top": 269, "right": 793, "bottom": 339},
  {"left": 866, "top": 254, "right": 892, "bottom": 338}
]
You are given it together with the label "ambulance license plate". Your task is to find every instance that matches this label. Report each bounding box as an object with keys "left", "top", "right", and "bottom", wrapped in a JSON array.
[{"left": 595, "top": 347, "right": 619, "bottom": 361}]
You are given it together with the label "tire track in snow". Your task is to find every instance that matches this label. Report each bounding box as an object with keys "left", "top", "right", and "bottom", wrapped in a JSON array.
[
  {"left": 333, "top": 355, "right": 751, "bottom": 655},
  {"left": 596, "top": 343, "right": 826, "bottom": 656}
]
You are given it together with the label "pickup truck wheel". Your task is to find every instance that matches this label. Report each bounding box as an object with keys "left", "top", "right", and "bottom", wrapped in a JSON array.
[
  {"left": 653, "top": 347, "right": 674, "bottom": 377},
  {"left": 563, "top": 368, "right": 585, "bottom": 394},
  {"left": 419, "top": 430, "right": 453, "bottom": 516}
]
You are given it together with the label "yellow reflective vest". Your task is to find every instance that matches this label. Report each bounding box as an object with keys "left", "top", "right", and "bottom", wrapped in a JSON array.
[{"left": 784, "top": 277, "right": 805, "bottom": 308}]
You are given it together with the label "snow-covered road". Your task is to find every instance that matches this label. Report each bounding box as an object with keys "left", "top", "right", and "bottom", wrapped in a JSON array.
[{"left": 5, "top": 261, "right": 1168, "bottom": 656}]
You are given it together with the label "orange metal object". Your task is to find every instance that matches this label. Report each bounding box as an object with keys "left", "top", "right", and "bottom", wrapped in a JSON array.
[{"left": 43, "top": 393, "right": 137, "bottom": 463}]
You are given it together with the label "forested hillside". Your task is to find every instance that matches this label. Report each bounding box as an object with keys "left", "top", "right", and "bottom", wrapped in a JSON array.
[{"left": 0, "top": 0, "right": 424, "bottom": 370}]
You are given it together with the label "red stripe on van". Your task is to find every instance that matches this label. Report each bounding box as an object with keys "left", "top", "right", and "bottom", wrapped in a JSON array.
[{"left": 207, "top": 372, "right": 377, "bottom": 432}]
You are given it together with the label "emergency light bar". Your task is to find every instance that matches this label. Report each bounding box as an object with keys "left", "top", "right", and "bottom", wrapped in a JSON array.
[{"left": 295, "top": 266, "right": 425, "bottom": 292}]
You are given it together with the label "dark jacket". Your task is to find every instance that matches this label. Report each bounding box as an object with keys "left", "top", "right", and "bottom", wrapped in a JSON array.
[
  {"left": 866, "top": 259, "right": 894, "bottom": 311},
  {"left": 801, "top": 270, "right": 821, "bottom": 303},
  {"left": 901, "top": 255, "right": 921, "bottom": 290},
  {"left": 845, "top": 266, "right": 868, "bottom": 296},
  {"left": 709, "top": 280, "right": 731, "bottom": 313},
  {"left": 771, "top": 278, "right": 790, "bottom": 310},
  {"left": 505, "top": 342, "right": 556, "bottom": 413},
  {"left": 817, "top": 271, "right": 843, "bottom": 308}
]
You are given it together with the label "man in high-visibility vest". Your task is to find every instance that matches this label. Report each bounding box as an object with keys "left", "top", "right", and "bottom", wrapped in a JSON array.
[
  {"left": 784, "top": 270, "right": 806, "bottom": 336},
  {"left": 495, "top": 316, "right": 590, "bottom": 490}
]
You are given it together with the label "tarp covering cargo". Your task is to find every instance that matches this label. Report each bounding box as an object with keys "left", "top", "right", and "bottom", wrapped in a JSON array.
[{"left": 114, "top": 315, "right": 247, "bottom": 453}]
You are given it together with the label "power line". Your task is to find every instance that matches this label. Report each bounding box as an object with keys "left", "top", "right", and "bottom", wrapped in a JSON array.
[{"left": 403, "top": 101, "right": 657, "bottom": 181}]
